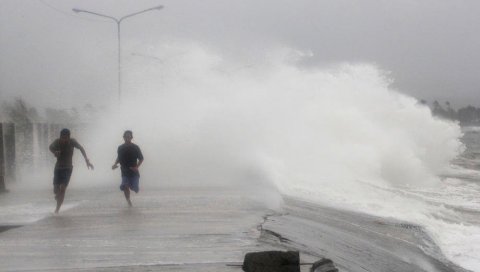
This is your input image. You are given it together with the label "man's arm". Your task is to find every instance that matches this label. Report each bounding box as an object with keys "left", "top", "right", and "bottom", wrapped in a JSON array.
[
  {"left": 112, "top": 157, "right": 120, "bottom": 170},
  {"left": 73, "top": 139, "right": 94, "bottom": 170},
  {"left": 112, "top": 146, "right": 120, "bottom": 170},
  {"left": 49, "top": 139, "right": 60, "bottom": 157},
  {"left": 130, "top": 159, "right": 143, "bottom": 172}
]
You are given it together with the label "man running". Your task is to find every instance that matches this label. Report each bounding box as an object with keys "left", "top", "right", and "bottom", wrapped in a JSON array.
[
  {"left": 112, "top": 130, "right": 144, "bottom": 207},
  {"left": 49, "top": 128, "right": 94, "bottom": 214}
]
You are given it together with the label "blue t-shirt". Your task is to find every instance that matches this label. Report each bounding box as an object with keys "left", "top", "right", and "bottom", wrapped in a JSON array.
[{"left": 117, "top": 143, "right": 144, "bottom": 177}]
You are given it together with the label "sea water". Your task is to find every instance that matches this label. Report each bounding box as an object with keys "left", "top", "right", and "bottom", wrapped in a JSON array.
[{"left": 106, "top": 42, "right": 477, "bottom": 271}]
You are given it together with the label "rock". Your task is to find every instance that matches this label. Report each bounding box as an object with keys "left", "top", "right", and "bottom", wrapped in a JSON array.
[
  {"left": 310, "top": 258, "right": 338, "bottom": 272},
  {"left": 242, "top": 251, "right": 300, "bottom": 272}
]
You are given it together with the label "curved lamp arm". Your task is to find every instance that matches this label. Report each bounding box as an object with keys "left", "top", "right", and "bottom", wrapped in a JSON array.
[{"left": 72, "top": 8, "right": 119, "bottom": 23}]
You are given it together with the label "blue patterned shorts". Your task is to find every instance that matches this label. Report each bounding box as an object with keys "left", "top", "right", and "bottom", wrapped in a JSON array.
[{"left": 120, "top": 175, "right": 139, "bottom": 193}]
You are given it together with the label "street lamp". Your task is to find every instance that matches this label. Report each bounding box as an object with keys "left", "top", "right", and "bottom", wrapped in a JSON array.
[{"left": 73, "top": 5, "right": 164, "bottom": 101}]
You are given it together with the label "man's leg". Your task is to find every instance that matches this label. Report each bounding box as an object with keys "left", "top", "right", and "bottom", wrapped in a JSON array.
[
  {"left": 120, "top": 176, "right": 133, "bottom": 207},
  {"left": 131, "top": 175, "right": 140, "bottom": 193},
  {"left": 54, "top": 184, "right": 59, "bottom": 200},
  {"left": 53, "top": 168, "right": 72, "bottom": 214},
  {"left": 55, "top": 184, "right": 66, "bottom": 213},
  {"left": 123, "top": 186, "right": 132, "bottom": 207}
]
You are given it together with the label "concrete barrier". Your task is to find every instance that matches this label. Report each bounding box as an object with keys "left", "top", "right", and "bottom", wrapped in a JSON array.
[
  {"left": 3, "top": 123, "right": 16, "bottom": 182},
  {"left": 0, "top": 123, "right": 6, "bottom": 192}
]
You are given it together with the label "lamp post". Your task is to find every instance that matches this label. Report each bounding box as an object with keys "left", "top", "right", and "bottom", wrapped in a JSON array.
[{"left": 73, "top": 5, "right": 163, "bottom": 101}]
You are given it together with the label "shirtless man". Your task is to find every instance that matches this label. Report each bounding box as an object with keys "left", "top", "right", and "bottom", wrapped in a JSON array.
[{"left": 49, "top": 128, "right": 94, "bottom": 213}]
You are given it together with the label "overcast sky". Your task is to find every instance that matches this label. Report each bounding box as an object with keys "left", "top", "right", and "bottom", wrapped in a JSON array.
[{"left": 1, "top": 0, "right": 479, "bottom": 108}]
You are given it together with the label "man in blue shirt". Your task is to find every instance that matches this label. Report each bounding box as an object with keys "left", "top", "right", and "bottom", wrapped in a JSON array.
[{"left": 112, "top": 130, "right": 144, "bottom": 207}]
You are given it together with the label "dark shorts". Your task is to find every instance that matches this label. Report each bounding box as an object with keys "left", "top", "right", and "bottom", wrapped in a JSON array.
[
  {"left": 120, "top": 175, "right": 140, "bottom": 193},
  {"left": 53, "top": 168, "right": 73, "bottom": 194}
]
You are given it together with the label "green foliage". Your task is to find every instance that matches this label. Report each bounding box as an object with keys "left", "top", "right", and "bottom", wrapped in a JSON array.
[
  {"left": 0, "top": 98, "right": 96, "bottom": 125},
  {"left": 428, "top": 100, "right": 480, "bottom": 125},
  {"left": 44, "top": 107, "right": 80, "bottom": 124},
  {"left": 2, "top": 98, "right": 39, "bottom": 124}
]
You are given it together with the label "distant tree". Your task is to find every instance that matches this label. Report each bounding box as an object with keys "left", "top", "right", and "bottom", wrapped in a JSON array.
[
  {"left": 427, "top": 99, "right": 480, "bottom": 125},
  {"left": 444, "top": 101, "right": 457, "bottom": 120},
  {"left": 2, "top": 98, "right": 39, "bottom": 124},
  {"left": 45, "top": 107, "right": 80, "bottom": 124},
  {"left": 458, "top": 105, "right": 480, "bottom": 125},
  {"left": 430, "top": 100, "right": 459, "bottom": 121},
  {"left": 432, "top": 100, "right": 447, "bottom": 118}
]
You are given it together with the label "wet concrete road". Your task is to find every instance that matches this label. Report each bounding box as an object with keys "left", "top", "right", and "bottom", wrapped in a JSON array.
[
  {"left": 0, "top": 187, "right": 471, "bottom": 272},
  {"left": 0, "top": 187, "right": 283, "bottom": 271}
]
